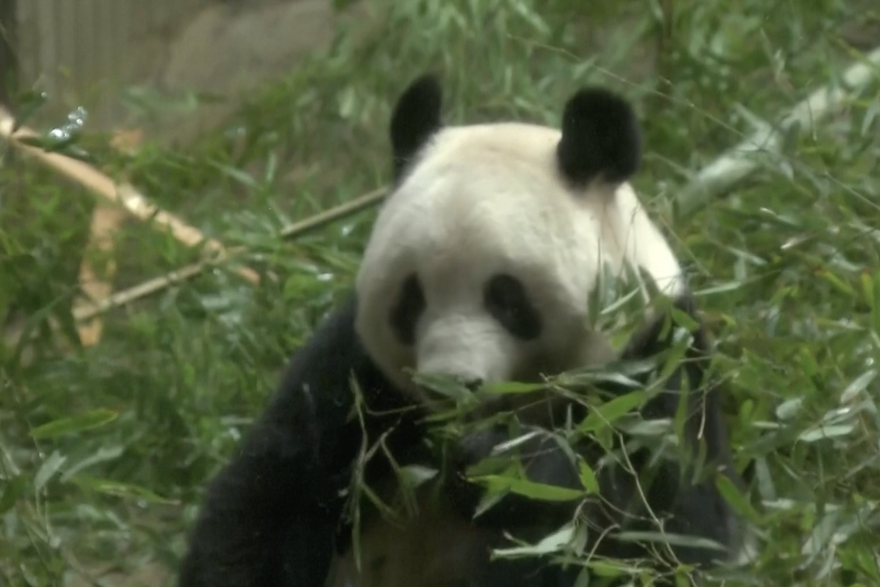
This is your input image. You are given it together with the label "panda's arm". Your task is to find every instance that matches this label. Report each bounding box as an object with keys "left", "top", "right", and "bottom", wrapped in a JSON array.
[
  {"left": 448, "top": 294, "right": 744, "bottom": 564},
  {"left": 618, "top": 294, "right": 746, "bottom": 565},
  {"left": 178, "top": 295, "right": 386, "bottom": 587},
  {"left": 447, "top": 426, "right": 585, "bottom": 530}
]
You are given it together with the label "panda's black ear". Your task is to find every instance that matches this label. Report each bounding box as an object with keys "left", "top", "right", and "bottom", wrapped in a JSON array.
[
  {"left": 556, "top": 87, "right": 641, "bottom": 188},
  {"left": 390, "top": 74, "right": 443, "bottom": 180}
]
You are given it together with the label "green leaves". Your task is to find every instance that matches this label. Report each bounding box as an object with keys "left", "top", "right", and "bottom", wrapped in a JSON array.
[
  {"left": 469, "top": 475, "right": 588, "bottom": 502},
  {"left": 70, "top": 476, "right": 177, "bottom": 505},
  {"left": 3, "top": 1, "right": 880, "bottom": 585},
  {"left": 577, "top": 391, "right": 647, "bottom": 434},
  {"left": 33, "top": 451, "right": 67, "bottom": 492},
  {"left": 29, "top": 409, "right": 119, "bottom": 439}
]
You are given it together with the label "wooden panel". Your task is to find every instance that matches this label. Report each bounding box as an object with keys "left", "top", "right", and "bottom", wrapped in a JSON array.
[{"left": 18, "top": 0, "right": 204, "bottom": 103}]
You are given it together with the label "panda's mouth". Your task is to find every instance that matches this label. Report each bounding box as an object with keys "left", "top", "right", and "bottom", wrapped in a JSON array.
[
  {"left": 408, "top": 366, "right": 563, "bottom": 423},
  {"left": 408, "top": 371, "right": 484, "bottom": 405}
]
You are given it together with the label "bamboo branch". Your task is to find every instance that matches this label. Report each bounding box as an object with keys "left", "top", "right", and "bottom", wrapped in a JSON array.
[
  {"left": 72, "top": 187, "right": 388, "bottom": 321},
  {"left": 74, "top": 204, "right": 127, "bottom": 345},
  {"left": 0, "top": 105, "right": 260, "bottom": 285},
  {"left": 73, "top": 128, "right": 144, "bottom": 346},
  {"left": 72, "top": 260, "right": 211, "bottom": 323},
  {"left": 0, "top": 100, "right": 387, "bottom": 328},
  {"left": 676, "top": 45, "right": 880, "bottom": 217},
  {"left": 280, "top": 187, "right": 388, "bottom": 240}
]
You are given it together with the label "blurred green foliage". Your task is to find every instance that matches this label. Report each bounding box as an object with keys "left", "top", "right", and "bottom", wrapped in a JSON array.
[{"left": 1, "top": 0, "right": 880, "bottom": 585}]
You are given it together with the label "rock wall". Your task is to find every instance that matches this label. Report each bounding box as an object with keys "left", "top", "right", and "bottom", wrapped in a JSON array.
[{"left": 17, "top": 0, "right": 367, "bottom": 144}]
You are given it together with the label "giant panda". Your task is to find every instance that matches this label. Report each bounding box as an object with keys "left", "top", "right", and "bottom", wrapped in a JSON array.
[{"left": 177, "top": 74, "right": 747, "bottom": 587}]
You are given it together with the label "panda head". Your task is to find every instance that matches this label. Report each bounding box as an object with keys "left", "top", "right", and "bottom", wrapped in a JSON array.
[{"left": 355, "top": 75, "right": 685, "bottom": 402}]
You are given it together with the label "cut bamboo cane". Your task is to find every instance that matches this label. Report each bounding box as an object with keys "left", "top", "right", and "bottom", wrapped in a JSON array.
[{"left": 0, "top": 106, "right": 260, "bottom": 285}]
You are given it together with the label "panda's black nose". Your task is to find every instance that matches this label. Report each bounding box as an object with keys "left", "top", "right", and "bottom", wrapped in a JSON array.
[{"left": 460, "top": 377, "right": 483, "bottom": 391}]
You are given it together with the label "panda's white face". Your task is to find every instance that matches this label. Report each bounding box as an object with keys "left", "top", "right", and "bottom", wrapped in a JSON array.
[{"left": 354, "top": 78, "right": 685, "bottom": 402}]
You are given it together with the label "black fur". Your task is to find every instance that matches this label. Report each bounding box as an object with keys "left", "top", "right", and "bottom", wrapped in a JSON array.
[
  {"left": 390, "top": 74, "right": 443, "bottom": 180},
  {"left": 178, "top": 76, "right": 743, "bottom": 587},
  {"left": 176, "top": 295, "right": 401, "bottom": 587},
  {"left": 610, "top": 295, "right": 746, "bottom": 566},
  {"left": 557, "top": 88, "right": 642, "bottom": 188},
  {"left": 178, "top": 294, "right": 744, "bottom": 587},
  {"left": 450, "top": 295, "right": 746, "bottom": 582},
  {"left": 176, "top": 294, "right": 567, "bottom": 587},
  {"left": 484, "top": 274, "right": 543, "bottom": 340}
]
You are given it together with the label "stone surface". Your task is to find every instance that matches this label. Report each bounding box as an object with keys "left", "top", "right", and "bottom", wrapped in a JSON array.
[
  {"left": 18, "top": 0, "right": 368, "bottom": 145},
  {"left": 155, "top": 0, "right": 355, "bottom": 143}
]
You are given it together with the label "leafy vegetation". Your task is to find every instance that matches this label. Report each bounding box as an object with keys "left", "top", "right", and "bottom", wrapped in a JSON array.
[{"left": 2, "top": 0, "right": 880, "bottom": 585}]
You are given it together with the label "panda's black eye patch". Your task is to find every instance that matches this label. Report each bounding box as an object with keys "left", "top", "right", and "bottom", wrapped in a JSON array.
[
  {"left": 390, "top": 274, "right": 426, "bottom": 346},
  {"left": 484, "top": 274, "right": 542, "bottom": 340}
]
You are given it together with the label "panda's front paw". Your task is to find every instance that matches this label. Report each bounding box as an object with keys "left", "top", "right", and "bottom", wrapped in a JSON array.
[
  {"left": 445, "top": 427, "right": 583, "bottom": 530},
  {"left": 444, "top": 427, "right": 511, "bottom": 519},
  {"left": 454, "top": 427, "right": 511, "bottom": 467}
]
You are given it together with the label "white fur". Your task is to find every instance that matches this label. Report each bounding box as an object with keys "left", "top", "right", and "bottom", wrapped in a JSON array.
[{"left": 355, "top": 122, "right": 685, "bottom": 401}]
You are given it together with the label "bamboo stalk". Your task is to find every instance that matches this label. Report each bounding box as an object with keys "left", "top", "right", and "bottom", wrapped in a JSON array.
[
  {"left": 72, "top": 187, "right": 388, "bottom": 321},
  {"left": 279, "top": 187, "right": 388, "bottom": 240},
  {"left": 0, "top": 101, "right": 387, "bottom": 325},
  {"left": 73, "top": 261, "right": 209, "bottom": 322},
  {"left": 0, "top": 105, "right": 260, "bottom": 284},
  {"left": 74, "top": 204, "right": 127, "bottom": 345}
]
